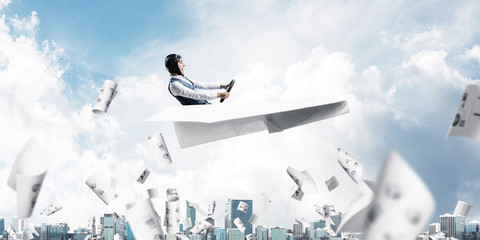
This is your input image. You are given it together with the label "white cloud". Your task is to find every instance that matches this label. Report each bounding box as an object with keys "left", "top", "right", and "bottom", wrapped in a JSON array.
[
  {"left": 0, "top": 0, "right": 10, "bottom": 11},
  {"left": 461, "top": 45, "right": 480, "bottom": 64}
]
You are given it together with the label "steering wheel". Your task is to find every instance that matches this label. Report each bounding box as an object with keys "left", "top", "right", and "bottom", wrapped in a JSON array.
[{"left": 220, "top": 79, "right": 235, "bottom": 103}]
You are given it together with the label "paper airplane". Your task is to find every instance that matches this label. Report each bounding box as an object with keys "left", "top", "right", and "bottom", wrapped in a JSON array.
[
  {"left": 145, "top": 100, "right": 349, "bottom": 148},
  {"left": 7, "top": 138, "right": 48, "bottom": 218},
  {"left": 40, "top": 203, "right": 63, "bottom": 216}
]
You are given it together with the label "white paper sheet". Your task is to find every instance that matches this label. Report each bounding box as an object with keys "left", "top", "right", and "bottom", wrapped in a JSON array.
[
  {"left": 180, "top": 218, "right": 192, "bottom": 229},
  {"left": 447, "top": 84, "right": 480, "bottom": 140},
  {"left": 246, "top": 233, "right": 257, "bottom": 240},
  {"left": 136, "top": 168, "right": 151, "bottom": 184},
  {"left": 337, "top": 148, "right": 363, "bottom": 184},
  {"left": 126, "top": 199, "right": 164, "bottom": 240},
  {"left": 249, "top": 213, "right": 261, "bottom": 225},
  {"left": 291, "top": 187, "right": 304, "bottom": 201},
  {"left": 188, "top": 201, "right": 207, "bottom": 217},
  {"left": 145, "top": 100, "right": 350, "bottom": 148},
  {"left": 40, "top": 203, "right": 63, "bottom": 216},
  {"left": 287, "top": 166, "right": 319, "bottom": 194},
  {"left": 148, "top": 188, "right": 161, "bottom": 198},
  {"left": 165, "top": 199, "right": 180, "bottom": 234},
  {"left": 7, "top": 138, "right": 48, "bottom": 218},
  {"left": 7, "top": 224, "right": 17, "bottom": 239},
  {"left": 147, "top": 133, "right": 172, "bottom": 169},
  {"left": 92, "top": 79, "right": 118, "bottom": 115},
  {"left": 234, "top": 217, "right": 247, "bottom": 233},
  {"left": 315, "top": 204, "right": 336, "bottom": 218},
  {"left": 364, "top": 151, "right": 435, "bottom": 240},
  {"left": 85, "top": 171, "right": 118, "bottom": 205},
  {"left": 325, "top": 176, "right": 339, "bottom": 192},
  {"left": 190, "top": 220, "right": 212, "bottom": 234},
  {"left": 176, "top": 233, "right": 190, "bottom": 240},
  {"left": 207, "top": 201, "right": 216, "bottom": 216},
  {"left": 453, "top": 200, "right": 472, "bottom": 218},
  {"left": 237, "top": 201, "right": 249, "bottom": 213}
]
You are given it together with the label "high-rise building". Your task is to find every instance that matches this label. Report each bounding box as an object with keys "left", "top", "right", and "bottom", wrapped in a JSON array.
[
  {"left": 307, "top": 220, "right": 325, "bottom": 239},
  {"left": 293, "top": 223, "right": 303, "bottom": 239},
  {"left": 115, "top": 215, "right": 127, "bottom": 239},
  {"left": 102, "top": 214, "right": 115, "bottom": 240},
  {"left": 40, "top": 223, "right": 69, "bottom": 240},
  {"left": 467, "top": 220, "right": 480, "bottom": 233},
  {"left": 429, "top": 223, "right": 440, "bottom": 235},
  {"left": 126, "top": 221, "right": 136, "bottom": 240},
  {"left": 225, "top": 199, "right": 253, "bottom": 235},
  {"left": 271, "top": 227, "right": 286, "bottom": 240},
  {"left": 441, "top": 213, "right": 465, "bottom": 239},
  {"left": 227, "top": 228, "right": 244, "bottom": 240},
  {"left": 0, "top": 217, "right": 4, "bottom": 235},
  {"left": 186, "top": 201, "right": 196, "bottom": 233},
  {"left": 329, "top": 214, "right": 342, "bottom": 233},
  {"left": 255, "top": 226, "right": 268, "bottom": 240},
  {"left": 189, "top": 234, "right": 203, "bottom": 240},
  {"left": 216, "top": 228, "right": 226, "bottom": 240}
]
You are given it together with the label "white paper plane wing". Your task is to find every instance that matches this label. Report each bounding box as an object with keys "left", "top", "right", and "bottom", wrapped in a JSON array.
[{"left": 145, "top": 100, "right": 349, "bottom": 148}]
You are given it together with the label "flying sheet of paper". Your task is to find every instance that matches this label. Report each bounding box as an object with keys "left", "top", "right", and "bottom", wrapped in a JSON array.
[
  {"left": 291, "top": 186, "right": 305, "bottom": 201},
  {"left": 188, "top": 201, "right": 207, "bottom": 217},
  {"left": 207, "top": 201, "right": 216, "bottom": 216},
  {"left": 145, "top": 100, "right": 350, "bottom": 148},
  {"left": 92, "top": 79, "right": 118, "bottom": 115},
  {"left": 249, "top": 213, "right": 261, "bottom": 225},
  {"left": 262, "top": 192, "right": 272, "bottom": 214},
  {"left": 287, "top": 166, "right": 319, "bottom": 194},
  {"left": 190, "top": 220, "right": 212, "bottom": 234},
  {"left": 325, "top": 176, "right": 339, "bottom": 192},
  {"left": 430, "top": 232, "right": 445, "bottom": 240},
  {"left": 126, "top": 199, "right": 164, "bottom": 240},
  {"left": 7, "top": 138, "right": 48, "bottom": 218},
  {"left": 176, "top": 233, "right": 190, "bottom": 240},
  {"left": 147, "top": 133, "right": 172, "bottom": 169},
  {"left": 40, "top": 203, "right": 63, "bottom": 216},
  {"left": 166, "top": 188, "right": 179, "bottom": 200},
  {"left": 7, "top": 224, "right": 17, "bottom": 239},
  {"left": 85, "top": 171, "right": 118, "bottom": 205},
  {"left": 363, "top": 151, "right": 435, "bottom": 240},
  {"left": 337, "top": 148, "right": 363, "bottom": 184},
  {"left": 26, "top": 221, "right": 39, "bottom": 236},
  {"left": 180, "top": 218, "right": 192, "bottom": 228},
  {"left": 165, "top": 199, "right": 180, "bottom": 233},
  {"left": 113, "top": 212, "right": 121, "bottom": 221},
  {"left": 237, "top": 201, "right": 249, "bottom": 213},
  {"left": 24, "top": 229, "right": 34, "bottom": 240},
  {"left": 453, "top": 200, "right": 472, "bottom": 218},
  {"left": 246, "top": 233, "right": 257, "bottom": 240},
  {"left": 136, "top": 168, "right": 151, "bottom": 184},
  {"left": 447, "top": 84, "right": 480, "bottom": 140},
  {"left": 315, "top": 204, "right": 336, "bottom": 218},
  {"left": 234, "top": 217, "right": 247, "bottom": 233},
  {"left": 337, "top": 180, "right": 376, "bottom": 233}
]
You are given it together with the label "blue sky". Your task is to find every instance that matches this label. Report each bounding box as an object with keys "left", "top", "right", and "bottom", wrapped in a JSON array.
[{"left": 1, "top": 0, "right": 480, "bottom": 234}]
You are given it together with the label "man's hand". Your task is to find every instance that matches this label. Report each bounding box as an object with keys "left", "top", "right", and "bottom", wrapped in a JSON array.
[
  {"left": 220, "top": 83, "right": 230, "bottom": 89},
  {"left": 217, "top": 92, "right": 230, "bottom": 99}
]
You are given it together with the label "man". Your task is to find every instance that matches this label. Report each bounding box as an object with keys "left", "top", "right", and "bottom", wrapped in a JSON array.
[{"left": 165, "top": 54, "right": 230, "bottom": 105}]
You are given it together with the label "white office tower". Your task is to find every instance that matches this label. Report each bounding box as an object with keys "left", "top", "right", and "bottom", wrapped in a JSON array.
[
  {"left": 429, "top": 223, "right": 440, "bottom": 235},
  {"left": 441, "top": 213, "right": 465, "bottom": 240},
  {"left": 454, "top": 200, "right": 472, "bottom": 218}
]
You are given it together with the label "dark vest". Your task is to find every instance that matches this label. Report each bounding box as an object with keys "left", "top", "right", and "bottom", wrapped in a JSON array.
[{"left": 168, "top": 77, "right": 210, "bottom": 105}]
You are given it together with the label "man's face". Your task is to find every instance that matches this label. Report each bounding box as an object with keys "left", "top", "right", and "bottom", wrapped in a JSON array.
[{"left": 178, "top": 60, "right": 185, "bottom": 75}]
